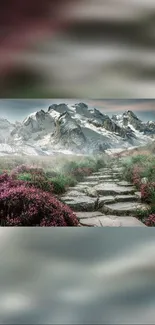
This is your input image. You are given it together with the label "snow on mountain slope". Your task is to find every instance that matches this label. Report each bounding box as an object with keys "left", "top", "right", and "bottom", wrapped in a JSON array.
[
  {"left": 0, "top": 103, "right": 154, "bottom": 156},
  {"left": 0, "top": 118, "right": 15, "bottom": 143}
]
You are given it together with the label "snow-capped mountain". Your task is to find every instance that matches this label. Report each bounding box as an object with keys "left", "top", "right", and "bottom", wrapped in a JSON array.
[
  {"left": 0, "top": 118, "right": 15, "bottom": 144},
  {"left": 0, "top": 103, "right": 155, "bottom": 156}
]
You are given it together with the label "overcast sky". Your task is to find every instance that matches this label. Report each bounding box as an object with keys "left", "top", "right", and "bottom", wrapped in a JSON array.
[{"left": 0, "top": 99, "right": 154, "bottom": 122}]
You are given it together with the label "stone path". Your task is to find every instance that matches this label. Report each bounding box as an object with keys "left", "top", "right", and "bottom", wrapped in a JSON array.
[{"left": 60, "top": 163, "right": 149, "bottom": 227}]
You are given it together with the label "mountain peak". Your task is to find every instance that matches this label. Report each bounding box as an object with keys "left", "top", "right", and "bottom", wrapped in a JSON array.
[
  {"left": 48, "top": 103, "right": 69, "bottom": 114},
  {"left": 74, "top": 102, "right": 88, "bottom": 109},
  {"left": 123, "top": 110, "right": 140, "bottom": 121}
]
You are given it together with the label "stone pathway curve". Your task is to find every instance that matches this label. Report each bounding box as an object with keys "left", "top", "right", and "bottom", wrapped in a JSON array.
[{"left": 60, "top": 163, "right": 149, "bottom": 227}]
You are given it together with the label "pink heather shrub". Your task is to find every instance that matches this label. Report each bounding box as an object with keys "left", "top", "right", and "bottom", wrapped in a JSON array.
[
  {"left": 0, "top": 173, "right": 10, "bottom": 183},
  {"left": 10, "top": 164, "right": 45, "bottom": 178},
  {"left": 140, "top": 182, "right": 155, "bottom": 203},
  {"left": 145, "top": 214, "right": 155, "bottom": 227},
  {"left": 132, "top": 166, "right": 144, "bottom": 188},
  {"left": 0, "top": 173, "right": 78, "bottom": 227},
  {"left": 10, "top": 165, "right": 53, "bottom": 193}
]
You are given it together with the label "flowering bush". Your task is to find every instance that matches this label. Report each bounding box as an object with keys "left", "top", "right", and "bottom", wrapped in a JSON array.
[
  {"left": 132, "top": 166, "right": 144, "bottom": 188},
  {"left": 10, "top": 165, "right": 53, "bottom": 193},
  {"left": 0, "top": 176, "right": 78, "bottom": 227},
  {"left": 10, "top": 164, "right": 45, "bottom": 178},
  {"left": 145, "top": 214, "right": 155, "bottom": 227},
  {"left": 0, "top": 172, "right": 10, "bottom": 183},
  {"left": 140, "top": 182, "right": 155, "bottom": 203},
  {"left": 122, "top": 155, "right": 155, "bottom": 226}
]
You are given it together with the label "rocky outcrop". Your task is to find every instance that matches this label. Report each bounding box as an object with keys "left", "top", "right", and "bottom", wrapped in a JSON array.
[
  {"left": 52, "top": 111, "right": 87, "bottom": 153},
  {"left": 48, "top": 103, "right": 70, "bottom": 114}
]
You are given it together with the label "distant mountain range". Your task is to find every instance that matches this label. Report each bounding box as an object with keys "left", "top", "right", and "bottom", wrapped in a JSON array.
[{"left": 0, "top": 102, "right": 155, "bottom": 156}]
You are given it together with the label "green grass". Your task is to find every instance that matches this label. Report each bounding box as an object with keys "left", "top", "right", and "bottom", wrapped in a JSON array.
[
  {"left": 49, "top": 174, "right": 77, "bottom": 195},
  {"left": 0, "top": 153, "right": 108, "bottom": 195},
  {"left": 120, "top": 152, "right": 155, "bottom": 226},
  {"left": 17, "top": 173, "right": 32, "bottom": 181},
  {"left": 121, "top": 154, "right": 155, "bottom": 183}
]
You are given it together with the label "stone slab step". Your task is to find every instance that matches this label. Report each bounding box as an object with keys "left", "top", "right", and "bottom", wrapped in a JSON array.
[
  {"left": 102, "top": 202, "right": 149, "bottom": 216},
  {"left": 116, "top": 181, "right": 134, "bottom": 187},
  {"left": 92, "top": 172, "right": 106, "bottom": 175},
  {"left": 98, "top": 194, "right": 140, "bottom": 208},
  {"left": 135, "top": 191, "right": 141, "bottom": 199},
  {"left": 98, "top": 179, "right": 120, "bottom": 183},
  {"left": 91, "top": 174, "right": 118, "bottom": 180},
  {"left": 75, "top": 211, "right": 104, "bottom": 220},
  {"left": 97, "top": 179, "right": 121, "bottom": 184},
  {"left": 61, "top": 190, "right": 86, "bottom": 197},
  {"left": 94, "top": 183, "right": 136, "bottom": 196},
  {"left": 79, "top": 215, "right": 146, "bottom": 227},
  {"left": 76, "top": 181, "right": 99, "bottom": 187},
  {"left": 99, "top": 168, "right": 113, "bottom": 172},
  {"left": 92, "top": 172, "right": 119, "bottom": 177},
  {"left": 99, "top": 168, "right": 120, "bottom": 175},
  {"left": 60, "top": 195, "right": 97, "bottom": 211},
  {"left": 84, "top": 175, "right": 115, "bottom": 182},
  {"left": 115, "top": 194, "right": 140, "bottom": 202}
]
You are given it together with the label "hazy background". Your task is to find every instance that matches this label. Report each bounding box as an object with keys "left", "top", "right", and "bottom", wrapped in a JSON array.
[
  {"left": 0, "top": 99, "right": 155, "bottom": 122},
  {"left": 1, "top": 228, "right": 155, "bottom": 324},
  {"left": 1, "top": 0, "right": 155, "bottom": 97}
]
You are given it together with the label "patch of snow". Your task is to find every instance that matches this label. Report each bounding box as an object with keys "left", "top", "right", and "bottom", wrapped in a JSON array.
[
  {"left": 49, "top": 110, "right": 60, "bottom": 119},
  {"left": 37, "top": 134, "right": 51, "bottom": 146},
  {"left": 105, "top": 148, "right": 126, "bottom": 155},
  {"left": 23, "top": 112, "right": 37, "bottom": 123},
  {"left": 0, "top": 144, "right": 15, "bottom": 153},
  {"left": 55, "top": 149, "right": 74, "bottom": 155},
  {"left": 128, "top": 124, "right": 153, "bottom": 142},
  {"left": 67, "top": 104, "right": 76, "bottom": 112}
]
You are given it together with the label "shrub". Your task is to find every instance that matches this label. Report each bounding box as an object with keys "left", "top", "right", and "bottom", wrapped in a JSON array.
[
  {"left": 131, "top": 154, "right": 148, "bottom": 164},
  {"left": 71, "top": 166, "right": 93, "bottom": 181},
  {"left": 140, "top": 182, "right": 155, "bottom": 203},
  {"left": 10, "top": 164, "right": 45, "bottom": 179},
  {"left": 141, "top": 164, "right": 155, "bottom": 182},
  {"left": 0, "top": 177, "right": 78, "bottom": 227},
  {"left": 28, "top": 174, "right": 53, "bottom": 193},
  {"left": 45, "top": 171, "right": 58, "bottom": 178},
  {"left": 0, "top": 172, "right": 10, "bottom": 184},
  {"left": 94, "top": 157, "right": 106, "bottom": 170},
  {"left": 120, "top": 153, "right": 155, "bottom": 226},
  {"left": 63, "top": 157, "right": 104, "bottom": 182},
  {"left": 17, "top": 172, "right": 32, "bottom": 181},
  {"left": 132, "top": 166, "right": 144, "bottom": 188},
  {"left": 50, "top": 174, "right": 77, "bottom": 194},
  {"left": 145, "top": 214, "right": 155, "bottom": 227},
  {"left": 11, "top": 165, "right": 53, "bottom": 193},
  {"left": 136, "top": 207, "right": 150, "bottom": 223}
]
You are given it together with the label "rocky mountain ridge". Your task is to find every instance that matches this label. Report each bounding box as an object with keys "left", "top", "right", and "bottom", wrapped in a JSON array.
[{"left": 0, "top": 103, "right": 154, "bottom": 156}]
